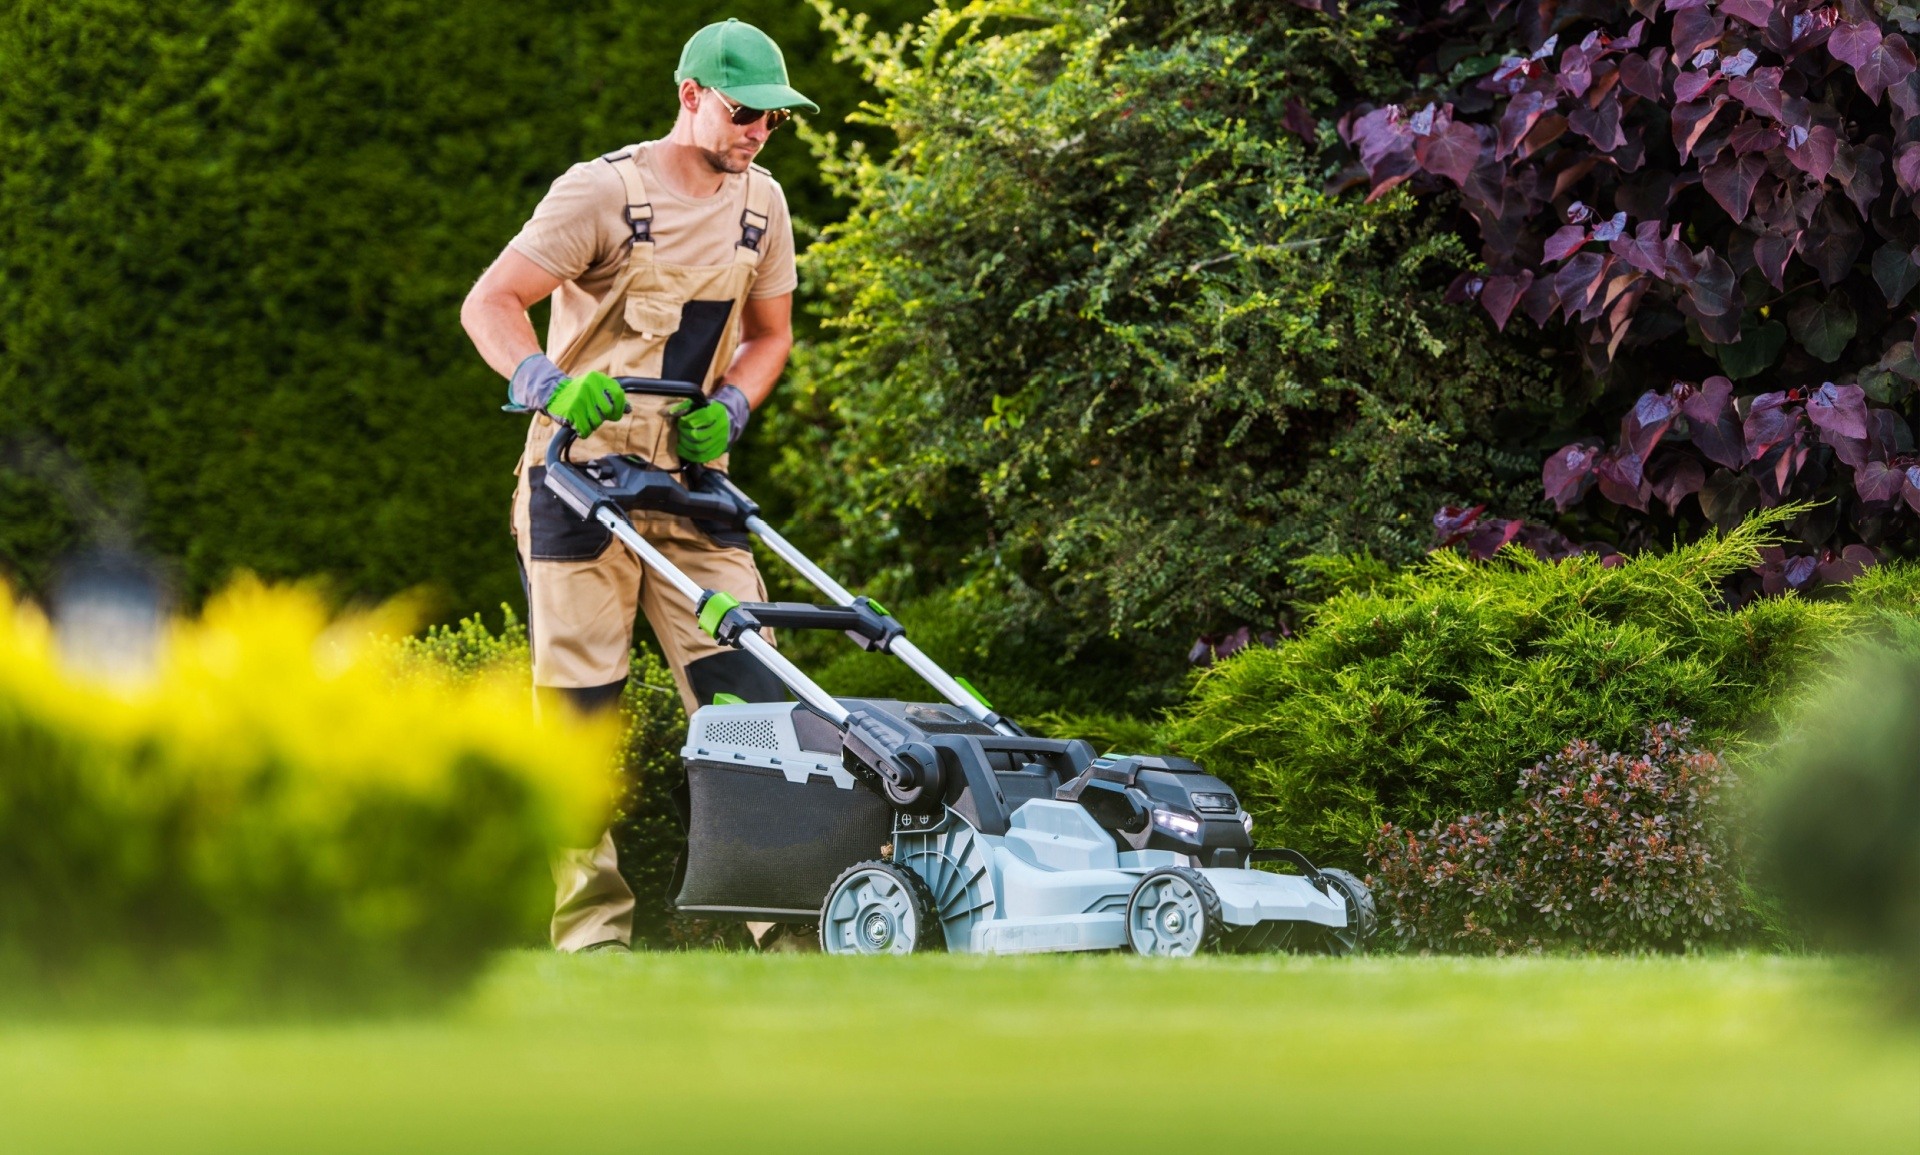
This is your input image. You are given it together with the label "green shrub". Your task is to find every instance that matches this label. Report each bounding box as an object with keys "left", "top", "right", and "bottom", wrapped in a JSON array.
[
  {"left": 0, "top": 581, "right": 613, "bottom": 1014},
  {"left": 775, "top": 0, "right": 1562, "bottom": 659},
  {"left": 1763, "top": 648, "right": 1920, "bottom": 994},
  {"left": 1164, "top": 508, "right": 1920, "bottom": 864},
  {"left": 1371, "top": 723, "right": 1755, "bottom": 954}
]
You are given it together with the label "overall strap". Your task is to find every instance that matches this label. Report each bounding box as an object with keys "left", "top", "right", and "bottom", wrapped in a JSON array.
[
  {"left": 604, "top": 148, "right": 656, "bottom": 257},
  {"left": 732, "top": 163, "right": 774, "bottom": 272},
  {"left": 548, "top": 149, "right": 654, "bottom": 372}
]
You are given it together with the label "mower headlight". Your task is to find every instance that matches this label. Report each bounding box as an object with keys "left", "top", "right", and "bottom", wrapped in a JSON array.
[
  {"left": 1151, "top": 809, "right": 1201, "bottom": 838},
  {"left": 1241, "top": 811, "right": 1254, "bottom": 837}
]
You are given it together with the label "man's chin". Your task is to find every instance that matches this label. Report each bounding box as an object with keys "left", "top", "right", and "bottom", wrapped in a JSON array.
[{"left": 699, "top": 147, "right": 754, "bottom": 175}]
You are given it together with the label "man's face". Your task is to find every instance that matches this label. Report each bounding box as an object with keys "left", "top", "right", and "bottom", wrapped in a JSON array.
[{"left": 689, "top": 85, "right": 772, "bottom": 175}]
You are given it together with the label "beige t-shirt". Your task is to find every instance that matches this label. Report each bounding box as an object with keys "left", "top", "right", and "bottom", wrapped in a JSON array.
[{"left": 508, "top": 142, "right": 796, "bottom": 359}]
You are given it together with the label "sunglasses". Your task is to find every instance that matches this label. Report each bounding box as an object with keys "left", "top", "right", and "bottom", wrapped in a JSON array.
[{"left": 709, "top": 89, "right": 791, "bottom": 131}]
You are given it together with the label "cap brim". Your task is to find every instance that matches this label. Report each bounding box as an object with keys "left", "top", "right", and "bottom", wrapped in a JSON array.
[{"left": 716, "top": 83, "right": 819, "bottom": 114}]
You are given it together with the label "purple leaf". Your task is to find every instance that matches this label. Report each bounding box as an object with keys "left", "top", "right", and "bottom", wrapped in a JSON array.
[
  {"left": 1816, "top": 544, "right": 1877, "bottom": 586},
  {"left": 1752, "top": 231, "right": 1797, "bottom": 290},
  {"left": 1720, "top": 0, "right": 1772, "bottom": 27},
  {"left": 1282, "top": 97, "right": 1317, "bottom": 143},
  {"left": 1622, "top": 389, "right": 1678, "bottom": 460},
  {"left": 1672, "top": 8, "right": 1726, "bottom": 61},
  {"left": 1465, "top": 517, "right": 1525, "bottom": 560},
  {"left": 1648, "top": 452, "right": 1707, "bottom": 514},
  {"left": 1618, "top": 51, "right": 1667, "bottom": 100},
  {"left": 1496, "top": 89, "right": 1553, "bottom": 159},
  {"left": 1414, "top": 121, "right": 1483, "bottom": 187},
  {"left": 1432, "top": 503, "right": 1486, "bottom": 544},
  {"left": 1902, "top": 464, "right": 1920, "bottom": 514},
  {"left": 1590, "top": 211, "right": 1628, "bottom": 243},
  {"left": 1787, "top": 123, "right": 1839, "bottom": 182},
  {"left": 1544, "top": 224, "right": 1591, "bottom": 262},
  {"left": 1610, "top": 219, "right": 1673, "bottom": 277},
  {"left": 1855, "top": 458, "right": 1905, "bottom": 503},
  {"left": 1554, "top": 252, "right": 1611, "bottom": 316},
  {"left": 1896, "top": 143, "right": 1920, "bottom": 194},
  {"left": 1480, "top": 271, "right": 1534, "bottom": 331},
  {"left": 1828, "top": 21, "right": 1884, "bottom": 70},
  {"left": 1594, "top": 449, "right": 1652, "bottom": 510},
  {"left": 1721, "top": 48, "right": 1758, "bottom": 78},
  {"left": 1743, "top": 392, "right": 1798, "bottom": 459},
  {"left": 1543, "top": 444, "right": 1599, "bottom": 510},
  {"left": 1679, "top": 376, "right": 1749, "bottom": 469},
  {"left": 1805, "top": 382, "right": 1870, "bottom": 441},
  {"left": 1835, "top": 143, "right": 1885, "bottom": 219},
  {"left": 1351, "top": 107, "right": 1417, "bottom": 185},
  {"left": 1674, "top": 68, "right": 1719, "bottom": 103},
  {"left": 1801, "top": 196, "right": 1864, "bottom": 289},
  {"left": 1672, "top": 96, "right": 1731, "bottom": 163},
  {"left": 1727, "top": 67, "right": 1785, "bottom": 118},
  {"left": 1730, "top": 118, "right": 1783, "bottom": 155},
  {"left": 1856, "top": 34, "right": 1918, "bottom": 105},
  {"left": 1702, "top": 153, "right": 1767, "bottom": 222},
  {"left": 1568, "top": 97, "right": 1627, "bottom": 151}
]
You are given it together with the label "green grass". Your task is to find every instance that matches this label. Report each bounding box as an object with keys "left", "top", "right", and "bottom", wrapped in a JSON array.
[{"left": 1, "top": 951, "right": 1914, "bottom": 1152}]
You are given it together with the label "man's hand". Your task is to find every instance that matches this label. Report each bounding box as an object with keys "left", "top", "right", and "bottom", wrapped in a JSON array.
[
  {"left": 546, "top": 371, "right": 628, "bottom": 439},
  {"left": 673, "top": 397, "right": 732, "bottom": 464},
  {"left": 510, "top": 354, "right": 629, "bottom": 438}
]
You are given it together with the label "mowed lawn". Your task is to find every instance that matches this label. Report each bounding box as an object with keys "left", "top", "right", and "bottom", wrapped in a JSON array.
[{"left": 0, "top": 951, "right": 1913, "bottom": 1153}]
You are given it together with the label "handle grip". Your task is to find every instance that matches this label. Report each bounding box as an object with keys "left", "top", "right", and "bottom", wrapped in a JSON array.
[{"left": 615, "top": 376, "right": 705, "bottom": 401}]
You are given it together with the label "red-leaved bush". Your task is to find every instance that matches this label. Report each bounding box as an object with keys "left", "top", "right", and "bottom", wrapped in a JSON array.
[
  {"left": 1368, "top": 722, "right": 1753, "bottom": 952},
  {"left": 1347, "top": 0, "right": 1920, "bottom": 566}
]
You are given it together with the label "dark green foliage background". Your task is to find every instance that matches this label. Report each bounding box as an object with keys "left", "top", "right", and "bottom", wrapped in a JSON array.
[
  {"left": 0, "top": 0, "right": 919, "bottom": 613},
  {"left": 771, "top": 0, "right": 1564, "bottom": 677}
]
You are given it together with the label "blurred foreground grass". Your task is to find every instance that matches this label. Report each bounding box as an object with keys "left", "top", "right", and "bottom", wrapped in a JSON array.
[{"left": 0, "top": 951, "right": 1913, "bottom": 1153}]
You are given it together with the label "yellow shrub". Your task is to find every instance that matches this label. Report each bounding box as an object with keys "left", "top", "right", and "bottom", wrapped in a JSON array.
[{"left": 0, "top": 579, "right": 616, "bottom": 1013}]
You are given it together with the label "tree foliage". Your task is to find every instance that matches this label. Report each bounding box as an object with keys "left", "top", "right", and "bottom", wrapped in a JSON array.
[
  {"left": 775, "top": 0, "right": 1560, "bottom": 654},
  {"left": 1347, "top": 0, "right": 1920, "bottom": 561}
]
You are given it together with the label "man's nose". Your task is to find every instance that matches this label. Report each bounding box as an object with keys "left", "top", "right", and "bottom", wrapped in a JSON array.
[{"left": 744, "top": 118, "right": 771, "bottom": 144}]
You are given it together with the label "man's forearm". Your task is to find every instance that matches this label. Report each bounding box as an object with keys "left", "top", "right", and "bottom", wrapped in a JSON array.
[
  {"left": 721, "top": 332, "right": 793, "bottom": 408},
  {"left": 461, "top": 289, "right": 547, "bottom": 379}
]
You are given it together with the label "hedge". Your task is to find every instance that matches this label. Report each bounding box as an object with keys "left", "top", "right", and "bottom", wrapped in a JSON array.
[{"left": 0, "top": 0, "right": 921, "bottom": 614}]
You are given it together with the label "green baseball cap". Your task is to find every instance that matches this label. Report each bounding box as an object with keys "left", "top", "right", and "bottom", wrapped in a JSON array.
[{"left": 675, "top": 19, "right": 819, "bottom": 114}]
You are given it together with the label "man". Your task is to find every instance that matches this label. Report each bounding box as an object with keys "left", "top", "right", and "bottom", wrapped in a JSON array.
[{"left": 460, "top": 19, "right": 814, "bottom": 952}]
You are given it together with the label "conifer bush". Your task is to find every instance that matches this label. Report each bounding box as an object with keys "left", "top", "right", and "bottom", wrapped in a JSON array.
[
  {"left": 1165, "top": 509, "right": 1920, "bottom": 863},
  {"left": 0, "top": 582, "right": 614, "bottom": 1013}
]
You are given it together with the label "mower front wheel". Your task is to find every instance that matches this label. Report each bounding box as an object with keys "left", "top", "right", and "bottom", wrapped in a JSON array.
[
  {"left": 1126, "top": 867, "right": 1223, "bottom": 958},
  {"left": 819, "top": 860, "right": 940, "bottom": 955},
  {"left": 1318, "top": 867, "right": 1377, "bottom": 955}
]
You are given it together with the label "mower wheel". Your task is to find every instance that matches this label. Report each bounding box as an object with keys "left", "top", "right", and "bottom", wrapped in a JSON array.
[
  {"left": 1318, "top": 867, "right": 1377, "bottom": 955},
  {"left": 819, "top": 860, "right": 940, "bottom": 955},
  {"left": 1125, "top": 867, "right": 1224, "bottom": 958}
]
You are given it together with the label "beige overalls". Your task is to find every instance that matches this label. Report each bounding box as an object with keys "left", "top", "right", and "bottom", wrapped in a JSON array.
[{"left": 520, "top": 148, "right": 781, "bottom": 951}]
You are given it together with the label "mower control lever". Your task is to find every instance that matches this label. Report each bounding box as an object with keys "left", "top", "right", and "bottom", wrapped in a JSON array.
[{"left": 613, "top": 375, "right": 705, "bottom": 400}]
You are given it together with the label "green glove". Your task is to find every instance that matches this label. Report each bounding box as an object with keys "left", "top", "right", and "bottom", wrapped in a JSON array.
[
  {"left": 673, "top": 398, "right": 732, "bottom": 464},
  {"left": 546, "top": 371, "right": 627, "bottom": 438}
]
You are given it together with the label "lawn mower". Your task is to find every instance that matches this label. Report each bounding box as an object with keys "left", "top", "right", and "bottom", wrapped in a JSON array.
[{"left": 542, "top": 378, "right": 1376, "bottom": 957}]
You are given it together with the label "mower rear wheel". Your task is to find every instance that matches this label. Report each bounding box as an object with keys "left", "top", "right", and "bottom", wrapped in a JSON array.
[
  {"left": 1318, "top": 867, "right": 1377, "bottom": 955},
  {"left": 819, "top": 860, "right": 939, "bottom": 955},
  {"left": 1126, "top": 867, "right": 1223, "bottom": 957}
]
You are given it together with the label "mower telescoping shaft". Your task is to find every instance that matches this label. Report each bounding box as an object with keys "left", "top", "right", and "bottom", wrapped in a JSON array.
[{"left": 594, "top": 507, "right": 851, "bottom": 726}]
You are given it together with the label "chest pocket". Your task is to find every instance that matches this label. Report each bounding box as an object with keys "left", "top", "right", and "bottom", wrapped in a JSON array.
[
  {"left": 661, "top": 299, "right": 738, "bottom": 387},
  {"left": 625, "top": 293, "right": 684, "bottom": 337}
]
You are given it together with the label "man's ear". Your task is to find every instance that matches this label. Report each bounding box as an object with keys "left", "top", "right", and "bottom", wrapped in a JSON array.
[{"left": 677, "top": 79, "right": 703, "bottom": 116}]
